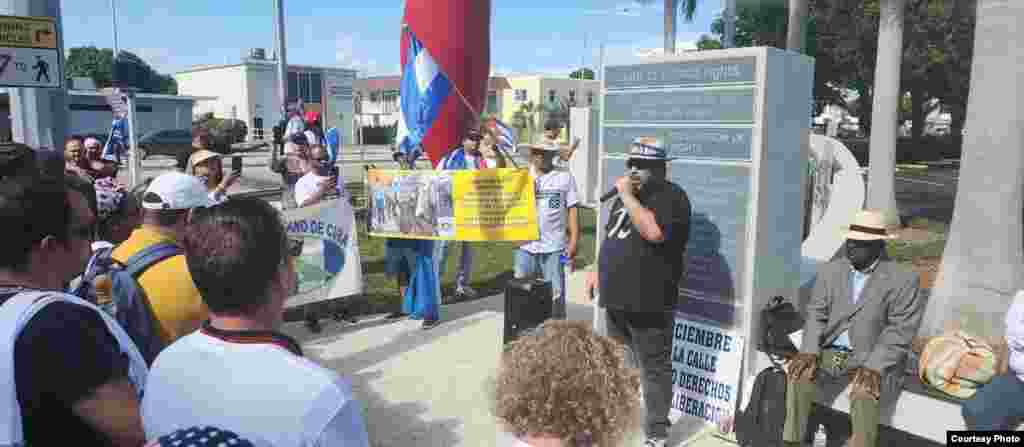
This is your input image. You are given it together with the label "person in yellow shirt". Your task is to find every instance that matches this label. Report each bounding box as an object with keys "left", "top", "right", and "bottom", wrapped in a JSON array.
[{"left": 112, "top": 172, "right": 213, "bottom": 345}]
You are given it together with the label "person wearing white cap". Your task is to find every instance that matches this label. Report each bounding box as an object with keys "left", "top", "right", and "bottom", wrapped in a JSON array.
[
  {"left": 783, "top": 210, "right": 923, "bottom": 447},
  {"left": 109, "top": 172, "right": 214, "bottom": 351},
  {"left": 583, "top": 136, "right": 691, "bottom": 447}
]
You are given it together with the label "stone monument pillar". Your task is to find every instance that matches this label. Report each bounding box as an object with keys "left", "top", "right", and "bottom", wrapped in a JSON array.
[
  {"left": 569, "top": 107, "right": 599, "bottom": 206},
  {"left": 922, "top": 0, "right": 1024, "bottom": 340},
  {"left": 865, "top": 0, "right": 906, "bottom": 227}
]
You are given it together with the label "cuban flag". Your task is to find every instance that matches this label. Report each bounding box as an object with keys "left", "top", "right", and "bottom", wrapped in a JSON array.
[
  {"left": 395, "top": 29, "right": 451, "bottom": 161},
  {"left": 486, "top": 117, "right": 517, "bottom": 155},
  {"left": 102, "top": 117, "right": 128, "bottom": 163},
  {"left": 401, "top": 0, "right": 491, "bottom": 166},
  {"left": 325, "top": 127, "right": 341, "bottom": 164}
]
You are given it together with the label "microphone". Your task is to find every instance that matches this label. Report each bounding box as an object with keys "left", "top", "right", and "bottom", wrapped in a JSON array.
[{"left": 600, "top": 188, "right": 618, "bottom": 203}]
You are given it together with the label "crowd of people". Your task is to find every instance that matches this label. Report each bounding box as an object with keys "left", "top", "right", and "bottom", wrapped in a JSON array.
[
  {"left": 6, "top": 105, "right": 1023, "bottom": 447},
  {"left": 0, "top": 116, "right": 662, "bottom": 446}
]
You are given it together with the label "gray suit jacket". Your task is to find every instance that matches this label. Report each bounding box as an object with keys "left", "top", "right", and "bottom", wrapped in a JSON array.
[{"left": 800, "top": 258, "right": 924, "bottom": 390}]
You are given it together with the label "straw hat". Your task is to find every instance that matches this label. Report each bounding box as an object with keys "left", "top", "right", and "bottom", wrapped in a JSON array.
[
  {"left": 845, "top": 210, "right": 897, "bottom": 240},
  {"left": 188, "top": 150, "right": 221, "bottom": 170}
]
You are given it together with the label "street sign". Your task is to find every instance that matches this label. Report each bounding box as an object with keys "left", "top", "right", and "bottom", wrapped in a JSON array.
[
  {"left": 0, "top": 15, "right": 57, "bottom": 49},
  {"left": 0, "top": 15, "right": 60, "bottom": 88}
]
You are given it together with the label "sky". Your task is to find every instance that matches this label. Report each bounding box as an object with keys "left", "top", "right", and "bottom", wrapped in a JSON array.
[{"left": 61, "top": 0, "right": 725, "bottom": 78}]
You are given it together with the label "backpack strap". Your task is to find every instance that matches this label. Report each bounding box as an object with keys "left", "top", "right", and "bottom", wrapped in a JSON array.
[{"left": 121, "top": 242, "right": 182, "bottom": 278}]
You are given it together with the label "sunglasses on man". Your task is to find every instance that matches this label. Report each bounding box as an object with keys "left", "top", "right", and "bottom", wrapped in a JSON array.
[{"left": 626, "top": 159, "right": 663, "bottom": 170}]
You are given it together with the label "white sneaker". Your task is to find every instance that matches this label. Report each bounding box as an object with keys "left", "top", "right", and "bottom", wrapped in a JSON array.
[
  {"left": 456, "top": 285, "right": 478, "bottom": 299},
  {"left": 644, "top": 437, "right": 667, "bottom": 447}
]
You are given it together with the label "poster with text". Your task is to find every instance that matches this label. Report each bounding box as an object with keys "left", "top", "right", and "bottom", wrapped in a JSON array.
[
  {"left": 366, "top": 168, "right": 539, "bottom": 241},
  {"left": 670, "top": 317, "right": 745, "bottom": 429},
  {"left": 282, "top": 199, "right": 363, "bottom": 308}
]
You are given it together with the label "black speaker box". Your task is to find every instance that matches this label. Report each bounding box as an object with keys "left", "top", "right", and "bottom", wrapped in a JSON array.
[{"left": 503, "top": 278, "right": 553, "bottom": 346}]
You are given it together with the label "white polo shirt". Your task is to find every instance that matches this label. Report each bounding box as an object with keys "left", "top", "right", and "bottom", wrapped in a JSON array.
[{"left": 141, "top": 326, "right": 370, "bottom": 447}]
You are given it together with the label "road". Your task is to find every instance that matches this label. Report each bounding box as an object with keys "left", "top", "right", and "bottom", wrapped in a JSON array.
[
  {"left": 893, "top": 167, "right": 960, "bottom": 224},
  {"left": 114, "top": 145, "right": 445, "bottom": 200},
  {"left": 117, "top": 145, "right": 959, "bottom": 224}
]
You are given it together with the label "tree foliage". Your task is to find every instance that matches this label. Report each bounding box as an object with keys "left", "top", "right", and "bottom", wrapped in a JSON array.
[
  {"left": 65, "top": 46, "right": 178, "bottom": 95},
  {"left": 709, "top": 0, "right": 975, "bottom": 142},
  {"left": 696, "top": 34, "right": 722, "bottom": 50},
  {"left": 569, "top": 68, "right": 595, "bottom": 80}
]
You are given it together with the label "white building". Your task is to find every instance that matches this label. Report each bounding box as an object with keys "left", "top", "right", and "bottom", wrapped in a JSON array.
[
  {"left": 352, "top": 76, "right": 512, "bottom": 128},
  {"left": 0, "top": 79, "right": 214, "bottom": 143},
  {"left": 175, "top": 49, "right": 357, "bottom": 142},
  {"left": 352, "top": 74, "right": 600, "bottom": 144}
]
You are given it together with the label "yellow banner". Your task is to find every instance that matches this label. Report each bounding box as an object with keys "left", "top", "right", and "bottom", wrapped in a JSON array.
[{"left": 367, "top": 168, "right": 539, "bottom": 241}]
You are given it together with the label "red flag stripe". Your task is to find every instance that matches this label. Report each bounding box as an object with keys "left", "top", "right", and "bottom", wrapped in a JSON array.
[{"left": 401, "top": 0, "right": 491, "bottom": 166}]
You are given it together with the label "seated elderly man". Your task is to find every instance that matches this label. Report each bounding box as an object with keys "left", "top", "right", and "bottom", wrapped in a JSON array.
[{"left": 784, "top": 210, "right": 924, "bottom": 447}]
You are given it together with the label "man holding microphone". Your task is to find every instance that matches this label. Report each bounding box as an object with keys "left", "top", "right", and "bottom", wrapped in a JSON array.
[{"left": 584, "top": 137, "right": 691, "bottom": 447}]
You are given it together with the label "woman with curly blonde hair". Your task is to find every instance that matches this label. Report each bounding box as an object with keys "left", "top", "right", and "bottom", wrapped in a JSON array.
[{"left": 492, "top": 320, "right": 642, "bottom": 447}]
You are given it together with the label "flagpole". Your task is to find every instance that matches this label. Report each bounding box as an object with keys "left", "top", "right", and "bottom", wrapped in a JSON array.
[{"left": 450, "top": 84, "right": 520, "bottom": 169}]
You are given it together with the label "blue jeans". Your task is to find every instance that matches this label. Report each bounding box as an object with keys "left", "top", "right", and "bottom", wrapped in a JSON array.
[
  {"left": 963, "top": 373, "right": 1024, "bottom": 430},
  {"left": 434, "top": 240, "right": 473, "bottom": 290},
  {"left": 513, "top": 249, "right": 566, "bottom": 319}
]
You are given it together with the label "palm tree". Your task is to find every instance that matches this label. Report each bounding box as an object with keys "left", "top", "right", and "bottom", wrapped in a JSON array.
[
  {"left": 786, "top": 0, "right": 809, "bottom": 52},
  {"left": 925, "top": 0, "right": 1020, "bottom": 342},
  {"left": 512, "top": 101, "right": 538, "bottom": 143},
  {"left": 636, "top": 0, "right": 701, "bottom": 55}
]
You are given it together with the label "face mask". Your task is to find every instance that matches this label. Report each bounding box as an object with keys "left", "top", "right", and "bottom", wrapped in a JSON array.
[{"left": 846, "top": 240, "right": 883, "bottom": 270}]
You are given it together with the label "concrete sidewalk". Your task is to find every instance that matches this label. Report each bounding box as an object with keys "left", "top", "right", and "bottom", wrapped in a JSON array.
[{"left": 280, "top": 269, "right": 737, "bottom": 447}]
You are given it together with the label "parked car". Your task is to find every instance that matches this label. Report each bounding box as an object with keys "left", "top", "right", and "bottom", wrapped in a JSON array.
[{"left": 137, "top": 129, "right": 196, "bottom": 160}]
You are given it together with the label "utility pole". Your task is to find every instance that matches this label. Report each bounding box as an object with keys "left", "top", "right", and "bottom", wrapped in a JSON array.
[
  {"left": 1, "top": 0, "right": 67, "bottom": 150},
  {"left": 109, "top": 0, "right": 141, "bottom": 187},
  {"left": 110, "top": 0, "right": 119, "bottom": 55},
  {"left": 722, "top": 0, "right": 736, "bottom": 48},
  {"left": 273, "top": 0, "right": 289, "bottom": 126}
]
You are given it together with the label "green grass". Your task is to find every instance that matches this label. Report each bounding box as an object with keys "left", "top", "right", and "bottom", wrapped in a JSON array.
[
  {"left": 887, "top": 238, "right": 947, "bottom": 263},
  {"left": 348, "top": 207, "right": 598, "bottom": 314},
  {"left": 887, "top": 217, "right": 949, "bottom": 263},
  {"left": 903, "top": 216, "right": 950, "bottom": 234}
]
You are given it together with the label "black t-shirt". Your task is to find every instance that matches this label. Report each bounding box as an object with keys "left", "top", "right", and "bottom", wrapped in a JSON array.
[
  {"left": 2, "top": 293, "right": 129, "bottom": 446},
  {"left": 598, "top": 180, "right": 691, "bottom": 313}
]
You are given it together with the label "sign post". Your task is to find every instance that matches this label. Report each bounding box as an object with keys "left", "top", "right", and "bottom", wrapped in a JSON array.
[
  {"left": 0, "top": 3, "right": 67, "bottom": 150},
  {"left": 125, "top": 87, "right": 139, "bottom": 187},
  {"left": 0, "top": 14, "right": 60, "bottom": 89},
  {"left": 599, "top": 47, "right": 814, "bottom": 436}
]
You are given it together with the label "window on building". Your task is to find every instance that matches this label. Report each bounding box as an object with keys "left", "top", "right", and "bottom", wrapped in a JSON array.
[
  {"left": 487, "top": 92, "right": 498, "bottom": 114},
  {"left": 587, "top": 91, "right": 595, "bottom": 106},
  {"left": 548, "top": 89, "right": 556, "bottom": 104},
  {"left": 299, "top": 73, "right": 310, "bottom": 104},
  {"left": 309, "top": 73, "right": 322, "bottom": 103},
  {"left": 287, "top": 72, "right": 298, "bottom": 101},
  {"left": 384, "top": 91, "right": 400, "bottom": 113},
  {"left": 253, "top": 117, "right": 264, "bottom": 140},
  {"left": 568, "top": 89, "right": 576, "bottom": 106},
  {"left": 514, "top": 89, "right": 527, "bottom": 102},
  {"left": 370, "top": 91, "right": 380, "bottom": 103}
]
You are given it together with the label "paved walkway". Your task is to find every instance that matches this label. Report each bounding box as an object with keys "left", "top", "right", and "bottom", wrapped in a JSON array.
[{"left": 279, "top": 270, "right": 738, "bottom": 447}]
